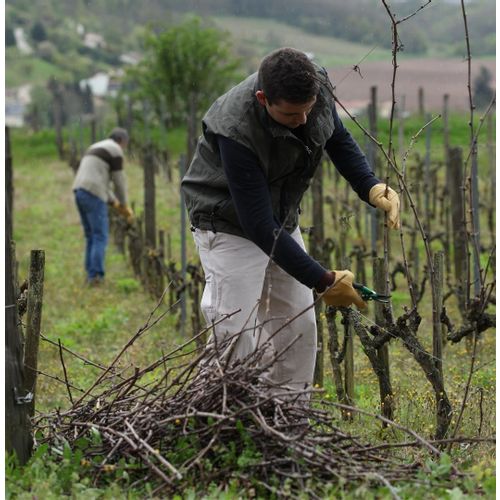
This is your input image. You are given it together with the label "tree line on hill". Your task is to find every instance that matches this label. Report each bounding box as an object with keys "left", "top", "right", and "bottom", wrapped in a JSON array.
[
  {"left": 185, "top": 0, "right": 495, "bottom": 55},
  {"left": 7, "top": 0, "right": 496, "bottom": 57},
  {"left": 19, "top": 14, "right": 495, "bottom": 135}
]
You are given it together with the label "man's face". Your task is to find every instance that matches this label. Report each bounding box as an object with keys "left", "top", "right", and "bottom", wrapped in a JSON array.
[{"left": 256, "top": 91, "right": 317, "bottom": 129}]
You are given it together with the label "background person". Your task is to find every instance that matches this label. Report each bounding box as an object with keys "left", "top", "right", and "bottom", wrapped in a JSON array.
[{"left": 72, "top": 127, "right": 134, "bottom": 285}]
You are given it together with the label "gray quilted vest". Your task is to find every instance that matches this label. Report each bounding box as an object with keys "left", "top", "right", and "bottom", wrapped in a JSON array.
[{"left": 181, "top": 67, "right": 335, "bottom": 237}]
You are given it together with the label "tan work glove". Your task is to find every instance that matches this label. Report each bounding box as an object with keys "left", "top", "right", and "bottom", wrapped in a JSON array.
[
  {"left": 368, "top": 183, "right": 400, "bottom": 229},
  {"left": 121, "top": 205, "right": 135, "bottom": 224},
  {"left": 110, "top": 199, "right": 121, "bottom": 210},
  {"left": 322, "top": 270, "right": 367, "bottom": 309},
  {"left": 113, "top": 203, "right": 135, "bottom": 224},
  {"left": 120, "top": 205, "right": 134, "bottom": 219}
]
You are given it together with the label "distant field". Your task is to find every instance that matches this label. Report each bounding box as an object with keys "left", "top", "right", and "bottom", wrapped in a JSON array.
[
  {"left": 212, "top": 16, "right": 391, "bottom": 68},
  {"left": 331, "top": 57, "right": 496, "bottom": 113},
  {"left": 212, "top": 17, "right": 495, "bottom": 113}
]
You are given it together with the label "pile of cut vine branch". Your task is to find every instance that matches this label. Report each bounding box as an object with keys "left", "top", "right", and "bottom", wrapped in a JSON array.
[{"left": 34, "top": 315, "right": 464, "bottom": 498}]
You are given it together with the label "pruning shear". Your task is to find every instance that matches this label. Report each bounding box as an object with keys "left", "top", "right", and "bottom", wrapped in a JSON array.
[{"left": 353, "top": 283, "right": 391, "bottom": 303}]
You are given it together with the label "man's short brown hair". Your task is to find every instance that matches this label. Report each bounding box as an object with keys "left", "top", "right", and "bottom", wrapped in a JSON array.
[
  {"left": 258, "top": 47, "right": 319, "bottom": 105},
  {"left": 109, "top": 127, "right": 129, "bottom": 144}
]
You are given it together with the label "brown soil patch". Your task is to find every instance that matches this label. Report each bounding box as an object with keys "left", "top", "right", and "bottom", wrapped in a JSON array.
[{"left": 329, "top": 58, "right": 496, "bottom": 114}]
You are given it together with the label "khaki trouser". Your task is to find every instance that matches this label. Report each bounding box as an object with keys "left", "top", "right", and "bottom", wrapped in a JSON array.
[{"left": 193, "top": 227, "right": 317, "bottom": 392}]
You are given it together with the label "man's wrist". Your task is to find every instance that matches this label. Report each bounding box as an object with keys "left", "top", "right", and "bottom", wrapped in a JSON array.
[{"left": 315, "top": 271, "right": 336, "bottom": 293}]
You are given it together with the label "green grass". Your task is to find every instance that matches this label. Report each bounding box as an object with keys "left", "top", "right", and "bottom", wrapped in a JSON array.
[
  {"left": 8, "top": 128, "right": 60, "bottom": 163},
  {"left": 8, "top": 435, "right": 495, "bottom": 499},
  {"left": 382, "top": 113, "right": 492, "bottom": 152},
  {"left": 6, "top": 47, "right": 72, "bottom": 87},
  {"left": 7, "top": 120, "right": 495, "bottom": 498}
]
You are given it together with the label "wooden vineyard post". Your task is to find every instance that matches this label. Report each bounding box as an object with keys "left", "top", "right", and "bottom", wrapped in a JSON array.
[
  {"left": 68, "top": 135, "right": 79, "bottom": 173},
  {"left": 397, "top": 95, "right": 406, "bottom": 159},
  {"left": 447, "top": 147, "right": 467, "bottom": 316},
  {"left": 470, "top": 140, "right": 481, "bottom": 297},
  {"left": 155, "top": 229, "right": 165, "bottom": 300},
  {"left": 142, "top": 142, "right": 163, "bottom": 298},
  {"left": 367, "top": 86, "right": 381, "bottom": 256},
  {"left": 143, "top": 145, "right": 156, "bottom": 249},
  {"left": 332, "top": 169, "right": 340, "bottom": 235},
  {"left": 354, "top": 246, "right": 367, "bottom": 288},
  {"left": 6, "top": 243, "right": 33, "bottom": 464},
  {"left": 23, "top": 250, "right": 45, "bottom": 417},
  {"left": 166, "top": 233, "right": 175, "bottom": 308},
  {"left": 112, "top": 211, "right": 127, "bottom": 255},
  {"left": 424, "top": 113, "right": 432, "bottom": 237},
  {"left": 344, "top": 317, "right": 355, "bottom": 409},
  {"left": 332, "top": 200, "right": 355, "bottom": 405},
  {"left": 326, "top": 308, "right": 350, "bottom": 419},
  {"left": 48, "top": 77, "right": 65, "bottom": 160},
  {"left": 78, "top": 116, "right": 84, "bottom": 159},
  {"left": 159, "top": 230, "right": 165, "bottom": 260},
  {"left": 443, "top": 94, "right": 450, "bottom": 168},
  {"left": 418, "top": 86, "right": 425, "bottom": 118},
  {"left": 6, "top": 127, "right": 13, "bottom": 229},
  {"left": 373, "top": 257, "right": 393, "bottom": 421},
  {"left": 114, "top": 98, "right": 125, "bottom": 130},
  {"left": 441, "top": 94, "right": 453, "bottom": 279},
  {"left": 126, "top": 95, "right": 133, "bottom": 138},
  {"left": 410, "top": 163, "right": 421, "bottom": 287},
  {"left": 6, "top": 129, "right": 33, "bottom": 464},
  {"left": 444, "top": 204, "right": 452, "bottom": 280},
  {"left": 432, "top": 250, "right": 452, "bottom": 439},
  {"left": 310, "top": 162, "right": 325, "bottom": 387},
  {"left": 431, "top": 168, "right": 438, "bottom": 222},
  {"left": 159, "top": 101, "right": 172, "bottom": 182},
  {"left": 90, "top": 116, "right": 97, "bottom": 144},
  {"left": 486, "top": 112, "right": 495, "bottom": 264},
  {"left": 442, "top": 93, "right": 451, "bottom": 277},
  {"left": 179, "top": 154, "right": 188, "bottom": 337},
  {"left": 127, "top": 215, "right": 143, "bottom": 278},
  {"left": 166, "top": 233, "right": 172, "bottom": 261},
  {"left": 432, "top": 251, "right": 445, "bottom": 362}
]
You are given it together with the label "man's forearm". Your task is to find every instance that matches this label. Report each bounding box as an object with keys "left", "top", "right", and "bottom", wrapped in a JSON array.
[
  {"left": 111, "top": 170, "right": 128, "bottom": 206},
  {"left": 218, "top": 135, "right": 329, "bottom": 289},
  {"left": 325, "top": 105, "right": 380, "bottom": 202}
]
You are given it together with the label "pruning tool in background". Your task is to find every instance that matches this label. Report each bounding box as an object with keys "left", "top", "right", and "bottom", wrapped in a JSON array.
[
  {"left": 353, "top": 283, "right": 391, "bottom": 303},
  {"left": 110, "top": 199, "right": 135, "bottom": 225}
]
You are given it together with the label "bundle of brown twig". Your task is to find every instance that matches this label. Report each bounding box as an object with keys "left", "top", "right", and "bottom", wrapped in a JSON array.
[{"left": 34, "top": 325, "right": 460, "bottom": 498}]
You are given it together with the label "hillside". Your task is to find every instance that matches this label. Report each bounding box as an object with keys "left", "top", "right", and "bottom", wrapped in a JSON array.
[
  {"left": 212, "top": 16, "right": 391, "bottom": 69},
  {"left": 5, "top": 0, "right": 495, "bottom": 87},
  {"left": 5, "top": 0, "right": 496, "bottom": 126},
  {"left": 158, "top": 0, "right": 496, "bottom": 57}
]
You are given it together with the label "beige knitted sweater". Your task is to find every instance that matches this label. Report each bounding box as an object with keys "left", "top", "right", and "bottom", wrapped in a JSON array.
[{"left": 72, "top": 138, "right": 128, "bottom": 205}]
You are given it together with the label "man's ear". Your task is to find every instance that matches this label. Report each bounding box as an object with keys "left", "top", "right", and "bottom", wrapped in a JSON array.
[{"left": 255, "top": 90, "right": 267, "bottom": 107}]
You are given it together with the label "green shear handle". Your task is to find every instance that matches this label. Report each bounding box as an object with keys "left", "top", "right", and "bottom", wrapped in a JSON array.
[{"left": 353, "top": 283, "right": 391, "bottom": 303}]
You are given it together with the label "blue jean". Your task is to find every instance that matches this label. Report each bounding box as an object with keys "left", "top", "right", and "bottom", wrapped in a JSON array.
[{"left": 74, "top": 188, "right": 109, "bottom": 280}]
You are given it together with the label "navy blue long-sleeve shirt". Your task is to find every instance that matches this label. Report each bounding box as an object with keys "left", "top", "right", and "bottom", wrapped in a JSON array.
[{"left": 218, "top": 104, "right": 379, "bottom": 290}]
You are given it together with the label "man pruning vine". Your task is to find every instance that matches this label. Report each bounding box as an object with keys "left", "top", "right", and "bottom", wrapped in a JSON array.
[{"left": 181, "top": 47, "right": 400, "bottom": 393}]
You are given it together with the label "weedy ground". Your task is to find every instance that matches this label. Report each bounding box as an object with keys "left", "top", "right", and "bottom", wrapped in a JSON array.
[{"left": 6, "top": 118, "right": 495, "bottom": 499}]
